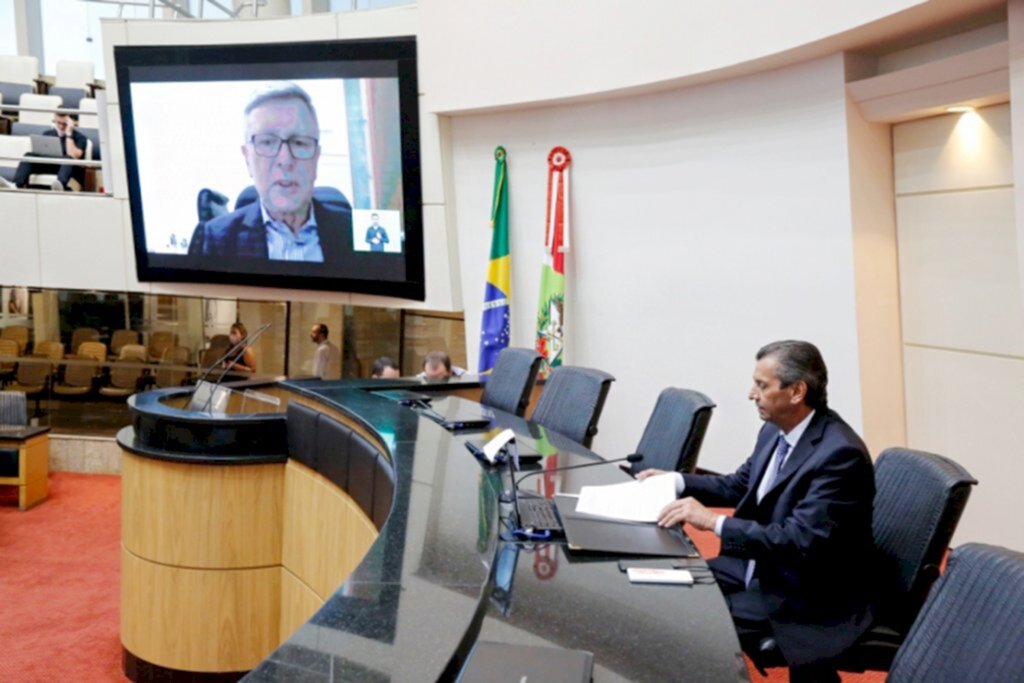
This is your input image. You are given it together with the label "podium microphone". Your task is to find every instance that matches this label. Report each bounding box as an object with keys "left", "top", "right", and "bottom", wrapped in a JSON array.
[{"left": 515, "top": 453, "right": 643, "bottom": 488}]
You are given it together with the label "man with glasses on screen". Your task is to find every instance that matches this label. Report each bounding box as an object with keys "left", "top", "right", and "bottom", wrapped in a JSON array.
[{"left": 188, "top": 82, "right": 353, "bottom": 265}]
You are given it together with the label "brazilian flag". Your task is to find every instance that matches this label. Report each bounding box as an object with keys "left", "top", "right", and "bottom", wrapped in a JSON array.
[{"left": 479, "top": 146, "right": 511, "bottom": 374}]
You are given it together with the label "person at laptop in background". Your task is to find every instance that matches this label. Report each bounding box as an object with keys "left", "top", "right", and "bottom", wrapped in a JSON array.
[
  {"left": 637, "top": 340, "right": 875, "bottom": 683},
  {"left": 416, "top": 350, "right": 467, "bottom": 380},
  {"left": 371, "top": 356, "right": 401, "bottom": 379},
  {"left": 2, "top": 113, "right": 86, "bottom": 192}
]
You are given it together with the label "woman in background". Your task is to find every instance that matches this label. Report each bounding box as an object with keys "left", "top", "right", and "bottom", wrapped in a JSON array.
[{"left": 226, "top": 322, "right": 258, "bottom": 373}]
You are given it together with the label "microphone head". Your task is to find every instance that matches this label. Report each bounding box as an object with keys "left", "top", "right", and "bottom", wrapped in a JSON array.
[{"left": 625, "top": 453, "right": 643, "bottom": 463}]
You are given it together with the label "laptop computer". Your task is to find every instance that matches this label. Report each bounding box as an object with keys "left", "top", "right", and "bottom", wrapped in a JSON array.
[
  {"left": 416, "top": 397, "right": 494, "bottom": 431},
  {"left": 511, "top": 464, "right": 565, "bottom": 534},
  {"left": 29, "top": 134, "right": 65, "bottom": 158}
]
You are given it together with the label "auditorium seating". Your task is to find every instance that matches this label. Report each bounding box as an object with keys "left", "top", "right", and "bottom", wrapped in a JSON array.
[
  {"left": 153, "top": 346, "right": 191, "bottom": 388},
  {"left": 0, "top": 132, "right": 31, "bottom": 183},
  {"left": 286, "top": 402, "right": 394, "bottom": 529},
  {"left": 480, "top": 347, "right": 542, "bottom": 417},
  {"left": 886, "top": 543, "right": 1024, "bottom": 682},
  {"left": 530, "top": 365, "right": 615, "bottom": 448},
  {"left": 16, "top": 93, "right": 60, "bottom": 126},
  {"left": 1, "top": 325, "right": 29, "bottom": 354},
  {"left": 99, "top": 344, "right": 148, "bottom": 398},
  {"left": 0, "top": 55, "right": 39, "bottom": 87},
  {"left": 47, "top": 85, "right": 87, "bottom": 110},
  {"left": 53, "top": 341, "right": 106, "bottom": 397},
  {"left": 109, "top": 329, "right": 140, "bottom": 357},
  {"left": 70, "top": 327, "right": 100, "bottom": 354},
  {"left": 0, "top": 338, "right": 19, "bottom": 386},
  {"left": 54, "top": 60, "right": 95, "bottom": 91},
  {"left": 629, "top": 387, "right": 715, "bottom": 475},
  {"left": 147, "top": 331, "right": 177, "bottom": 362}
]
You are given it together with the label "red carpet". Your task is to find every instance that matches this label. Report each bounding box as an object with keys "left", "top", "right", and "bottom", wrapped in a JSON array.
[
  {"left": 689, "top": 513, "right": 886, "bottom": 683},
  {"left": 0, "top": 472, "right": 124, "bottom": 682}
]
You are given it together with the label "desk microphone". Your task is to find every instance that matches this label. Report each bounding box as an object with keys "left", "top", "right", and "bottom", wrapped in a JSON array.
[{"left": 514, "top": 453, "right": 643, "bottom": 488}]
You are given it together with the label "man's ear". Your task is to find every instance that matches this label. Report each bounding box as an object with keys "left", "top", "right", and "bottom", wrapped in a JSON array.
[{"left": 789, "top": 380, "right": 808, "bottom": 405}]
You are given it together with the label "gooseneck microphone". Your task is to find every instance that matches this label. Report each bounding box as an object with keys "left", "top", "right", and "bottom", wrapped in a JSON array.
[{"left": 514, "top": 453, "right": 643, "bottom": 488}]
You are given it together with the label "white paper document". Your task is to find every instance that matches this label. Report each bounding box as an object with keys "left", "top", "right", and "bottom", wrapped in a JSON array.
[{"left": 574, "top": 473, "right": 677, "bottom": 523}]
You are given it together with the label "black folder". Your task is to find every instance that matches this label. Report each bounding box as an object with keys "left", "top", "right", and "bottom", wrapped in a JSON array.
[
  {"left": 457, "top": 641, "right": 594, "bottom": 683},
  {"left": 553, "top": 495, "right": 699, "bottom": 558}
]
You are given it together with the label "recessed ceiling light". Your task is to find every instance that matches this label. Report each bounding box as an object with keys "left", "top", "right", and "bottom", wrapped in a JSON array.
[{"left": 947, "top": 105, "right": 976, "bottom": 113}]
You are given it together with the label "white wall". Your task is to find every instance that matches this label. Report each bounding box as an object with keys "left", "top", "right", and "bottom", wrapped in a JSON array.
[
  {"left": 894, "top": 103, "right": 1024, "bottom": 550},
  {"left": 449, "top": 55, "right": 867, "bottom": 472}
]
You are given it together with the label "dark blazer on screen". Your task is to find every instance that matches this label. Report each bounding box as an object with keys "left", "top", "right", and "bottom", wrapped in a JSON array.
[{"left": 683, "top": 409, "right": 876, "bottom": 667}]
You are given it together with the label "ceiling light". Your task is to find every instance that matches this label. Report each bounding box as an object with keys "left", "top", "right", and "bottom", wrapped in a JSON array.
[{"left": 946, "top": 105, "right": 976, "bottom": 113}]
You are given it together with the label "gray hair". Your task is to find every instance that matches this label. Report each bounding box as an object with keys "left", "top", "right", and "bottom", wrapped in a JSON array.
[
  {"left": 243, "top": 82, "right": 319, "bottom": 134},
  {"left": 756, "top": 340, "right": 828, "bottom": 410}
]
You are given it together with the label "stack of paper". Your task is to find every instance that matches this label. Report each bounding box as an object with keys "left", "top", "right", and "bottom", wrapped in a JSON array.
[{"left": 574, "top": 473, "right": 677, "bottom": 522}]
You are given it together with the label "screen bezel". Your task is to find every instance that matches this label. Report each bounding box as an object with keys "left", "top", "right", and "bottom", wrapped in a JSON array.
[{"left": 115, "top": 37, "right": 425, "bottom": 301}]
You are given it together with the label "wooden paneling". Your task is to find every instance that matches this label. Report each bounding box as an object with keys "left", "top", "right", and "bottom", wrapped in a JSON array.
[
  {"left": 121, "top": 451, "right": 284, "bottom": 568},
  {"left": 121, "top": 547, "right": 281, "bottom": 672},
  {"left": 279, "top": 567, "right": 323, "bottom": 643},
  {"left": 282, "top": 460, "right": 378, "bottom": 600}
]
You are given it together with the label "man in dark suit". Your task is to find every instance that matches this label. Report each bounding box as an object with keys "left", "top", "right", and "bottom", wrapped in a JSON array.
[
  {"left": 642, "top": 340, "right": 875, "bottom": 683},
  {"left": 188, "top": 82, "right": 353, "bottom": 266}
]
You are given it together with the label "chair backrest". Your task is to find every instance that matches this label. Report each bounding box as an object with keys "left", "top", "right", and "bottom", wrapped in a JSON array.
[
  {"left": 872, "top": 447, "right": 977, "bottom": 633},
  {"left": 110, "top": 329, "right": 140, "bottom": 356},
  {"left": 0, "top": 81, "right": 33, "bottom": 115},
  {"left": 70, "top": 327, "right": 100, "bottom": 354},
  {"left": 530, "top": 365, "right": 616, "bottom": 448},
  {"left": 0, "top": 391, "right": 28, "bottom": 426},
  {"left": 888, "top": 543, "right": 1024, "bottom": 683},
  {"left": 34, "top": 340, "right": 64, "bottom": 360},
  {"left": 480, "top": 347, "right": 543, "bottom": 417},
  {"left": 0, "top": 339, "right": 20, "bottom": 370},
  {"left": 15, "top": 355, "right": 50, "bottom": 386},
  {"left": 119, "top": 344, "right": 148, "bottom": 362},
  {"left": 77, "top": 341, "right": 107, "bottom": 362},
  {"left": 0, "top": 55, "right": 39, "bottom": 86},
  {"left": 55, "top": 60, "right": 95, "bottom": 89},
  {"left": 47, "top": 85, "right": 86, "bottom": 110},
  {"left": 9, "top": 121, "right": 49, "bottom": 137},
  {"left": 148, "top": 331, "right": 178, "bottom": 360},
  {"left": 78, "top": 97, "right": 99, "bottom": 128},
  {"left": 0, "top": 134, "right": 31, "bottom": 175},
  {"left": 2, "top": 325, "right": 30, "bottom": 353},
  {"left": 154, "top": 346, "right": 191, "bottom": 388},
  {"left": 630, "top": 387, "right": 715, "bottom": 475},
  {"left": 109, "top": 345, "right": 147, "bottom": 389},
  {"left": 18, "top": 93, "right": 61, "bottom": 126}
]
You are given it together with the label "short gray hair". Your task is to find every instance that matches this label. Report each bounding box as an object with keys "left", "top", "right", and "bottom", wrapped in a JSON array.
[
  {"left": 243, "top": 82, "right": 319, "bottom": 134},
  {"left": 756, "top": 340, "right": 828, "bottom": 410}
]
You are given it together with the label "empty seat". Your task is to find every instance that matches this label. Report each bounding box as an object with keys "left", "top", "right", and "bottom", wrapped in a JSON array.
[
  {"left": 153, "top": 346, "right": 191, "bottom": 388},
  {"left": 8, "top": 354, "right": 52, "bottom": 414},
  {"left": 78, "top": 97, "right": 99, "bottom": 129},
  {"left": 630, "top": 388, "right": 715, "bottom": 475},
  {"left": 0, "top": 82, "right": 33, "bottom": 116},
  {"left": 70, "top": 327, "right": 100, "bottom": 355},
  {"left": 54, "top": 60, "right": 95, "bottom": 90},
  {"left": 0, "top": 338, "right": 19, "bottom": 385},
  {"left": 0, "top": 55, "right": 39, "bottom": 86},
  {"left": 0, "top": 134, "right": 31, "bottom": 183},
  {"left": 1, "top": 326, "right": 30, "bottom": 354},
  {"left": 9, "top": 121, "right": 49, "bottom": 137},
  {"left": 148, "top": 331, "right": 178, "bottom": 362},
  {"left": 480, "top": 347, "right": 543, "bottom": 417},
  {"left": 17, "top": 93, "right": 61, "bottom": 126},
  {"left": 530, "top": 365, "right": 616, "bottom": 448},
  {"left": 47, "top": 85, "right": 86, "bottom": 110},
  {"left": 33, "top": 340, "right": 64, "bottom": 361},
  {"left": 54, "top": 341, "right": 106, "bottom": 397},
  {"left": 109, "top": 329, "right": 140, "bottom": 357},
  {"left": 99, "top": 344, "right": 148, "bottom": 398}
]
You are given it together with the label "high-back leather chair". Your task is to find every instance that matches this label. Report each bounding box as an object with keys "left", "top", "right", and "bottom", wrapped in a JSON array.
[
  {"left": 835, "top": 447, "right": 977, "bottom": 673},
  {"left": 0, "top": 390, "right": 27, "bottom": 426},
  {"left": 629, "top": 387, "right": 715, "bottom": 475},
  {"left": 886, "top": 543, "right": 1024, "bottom": 683},
  {"left": 480, "top": 347, "right": 543, "bottom": 417},
  {"left": 530, "top": 365, "right": 615, "bottom": 448}
]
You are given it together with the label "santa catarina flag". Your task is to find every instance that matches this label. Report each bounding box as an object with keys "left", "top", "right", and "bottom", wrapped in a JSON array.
[
  {"left": 536, "top": 146, "right": 571, "bottom": 375},
  {"left": 479, "top": 146, "right": 511, "bottom": 374}
]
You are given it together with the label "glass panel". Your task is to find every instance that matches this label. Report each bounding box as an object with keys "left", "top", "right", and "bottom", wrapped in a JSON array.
[
  {"left": 237, "top": 300, "right": 288, "bottom": 377},
  {"left": 344, "top": 304, "right": 401, "bottom": 377},
  {"left": 401, "top": 312, "right": 467, "bottom": 377},
  {"left": 288, "top": 301, "right": 344, "bottom": 379}
]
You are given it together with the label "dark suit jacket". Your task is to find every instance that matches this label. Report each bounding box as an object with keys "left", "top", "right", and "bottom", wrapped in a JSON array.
[
  {"left": 187, "top": 196, "right": 353, "bottom": 266},
  {"left": 683, "top": 409, "right": 876, "bottom": 667}
]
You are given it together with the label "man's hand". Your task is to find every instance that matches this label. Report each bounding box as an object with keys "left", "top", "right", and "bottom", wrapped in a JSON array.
[
  {"left": 657, "top": 496, "right": 718, "bottom": 531},
  {"left": 635, "top": 468, "right": 669, "bottom": 481}
]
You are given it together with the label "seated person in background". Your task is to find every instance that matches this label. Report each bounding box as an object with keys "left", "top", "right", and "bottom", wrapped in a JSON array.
[
  {"left": 1, "top": 113, "right": 86, "bottom": 192},
  {"left": 224, "top": 322, "right": 257, "bottom": 373},
  {"left": 309, "top": 323, "right": 338, "bottom": 379},
  {"left": 416, "top": 351, "right": 467, "bottom": 380},
  {"left": 638, "top": 340, "right": 875, "bottom": 683},
  {"left": 371, "top": 356, "right": 401, "bottom": 379},
  {"left": 187, "top": 82, "right": 353, "bottom": 264}
]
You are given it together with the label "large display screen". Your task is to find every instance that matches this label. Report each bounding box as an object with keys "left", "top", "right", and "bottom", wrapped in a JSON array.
[{"left": 115, "top": 38, "right": 424, "bottom": 300}]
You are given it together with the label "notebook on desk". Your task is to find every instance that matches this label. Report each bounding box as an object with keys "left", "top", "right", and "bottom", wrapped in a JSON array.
[
  {"left": 554, "top": 495, "right": 699, "bottom": 557},
  {"left": 457, "top": 641, "right": 594, "bottom": 683}
]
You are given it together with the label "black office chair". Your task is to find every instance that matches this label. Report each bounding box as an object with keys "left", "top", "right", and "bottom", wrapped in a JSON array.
[
  {"left": 530, "top": 365, "right": 615, "bottom": 448},
  {"left": 886, "top": 543, "right": 1024, "bottom": 683},
  {"left": 629, "top": 387, "right": 715, "bottom": 475},
  {"left": 480, "top": 347, "right": 542, "bottom": 417},
  {"left": 834, "top": 448, "right": 977, "bottom": 672}
]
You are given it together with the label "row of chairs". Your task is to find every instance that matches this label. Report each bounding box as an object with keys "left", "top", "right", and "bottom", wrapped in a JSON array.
[
  {"left": 0, "top": 56, "right": 95, "bottom": 91},
  {"left": 479, "top": 347, "right": 714, "bottom": 473},
  {"left": 480, "top": 348, "right": 998, "bottom": 681},
  {"left": 0, "top": 326, "right": 208, "bottom": 364}
]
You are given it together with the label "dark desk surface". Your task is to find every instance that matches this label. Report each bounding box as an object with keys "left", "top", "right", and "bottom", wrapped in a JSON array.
[
  {"left": 125, "top": 378, "right": 747, "bottom": 682},
  {"left": 0, "top": 425, "right": 50, "bottom": 440}
]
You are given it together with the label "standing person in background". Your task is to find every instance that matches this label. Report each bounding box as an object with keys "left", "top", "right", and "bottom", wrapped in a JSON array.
[
  {"left": 226, "top": 322, "right": 257, "bottom": 373},
  {"left": 310, "top": 323, "right": 338, "bottom": 379}
]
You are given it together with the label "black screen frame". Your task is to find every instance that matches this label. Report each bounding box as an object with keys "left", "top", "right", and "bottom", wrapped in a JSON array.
[{"left": 115, "top": 37, "right": 425, "bottom": 301}]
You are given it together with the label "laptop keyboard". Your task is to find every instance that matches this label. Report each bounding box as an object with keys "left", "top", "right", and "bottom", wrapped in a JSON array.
[{"left": 518, "top": 497, "right": 562, "bottom": 531}]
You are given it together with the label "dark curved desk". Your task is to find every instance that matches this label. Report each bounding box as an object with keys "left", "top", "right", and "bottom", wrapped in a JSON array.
[{"left": 118, "top": 378, "right": 747, "bottom": 682}]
